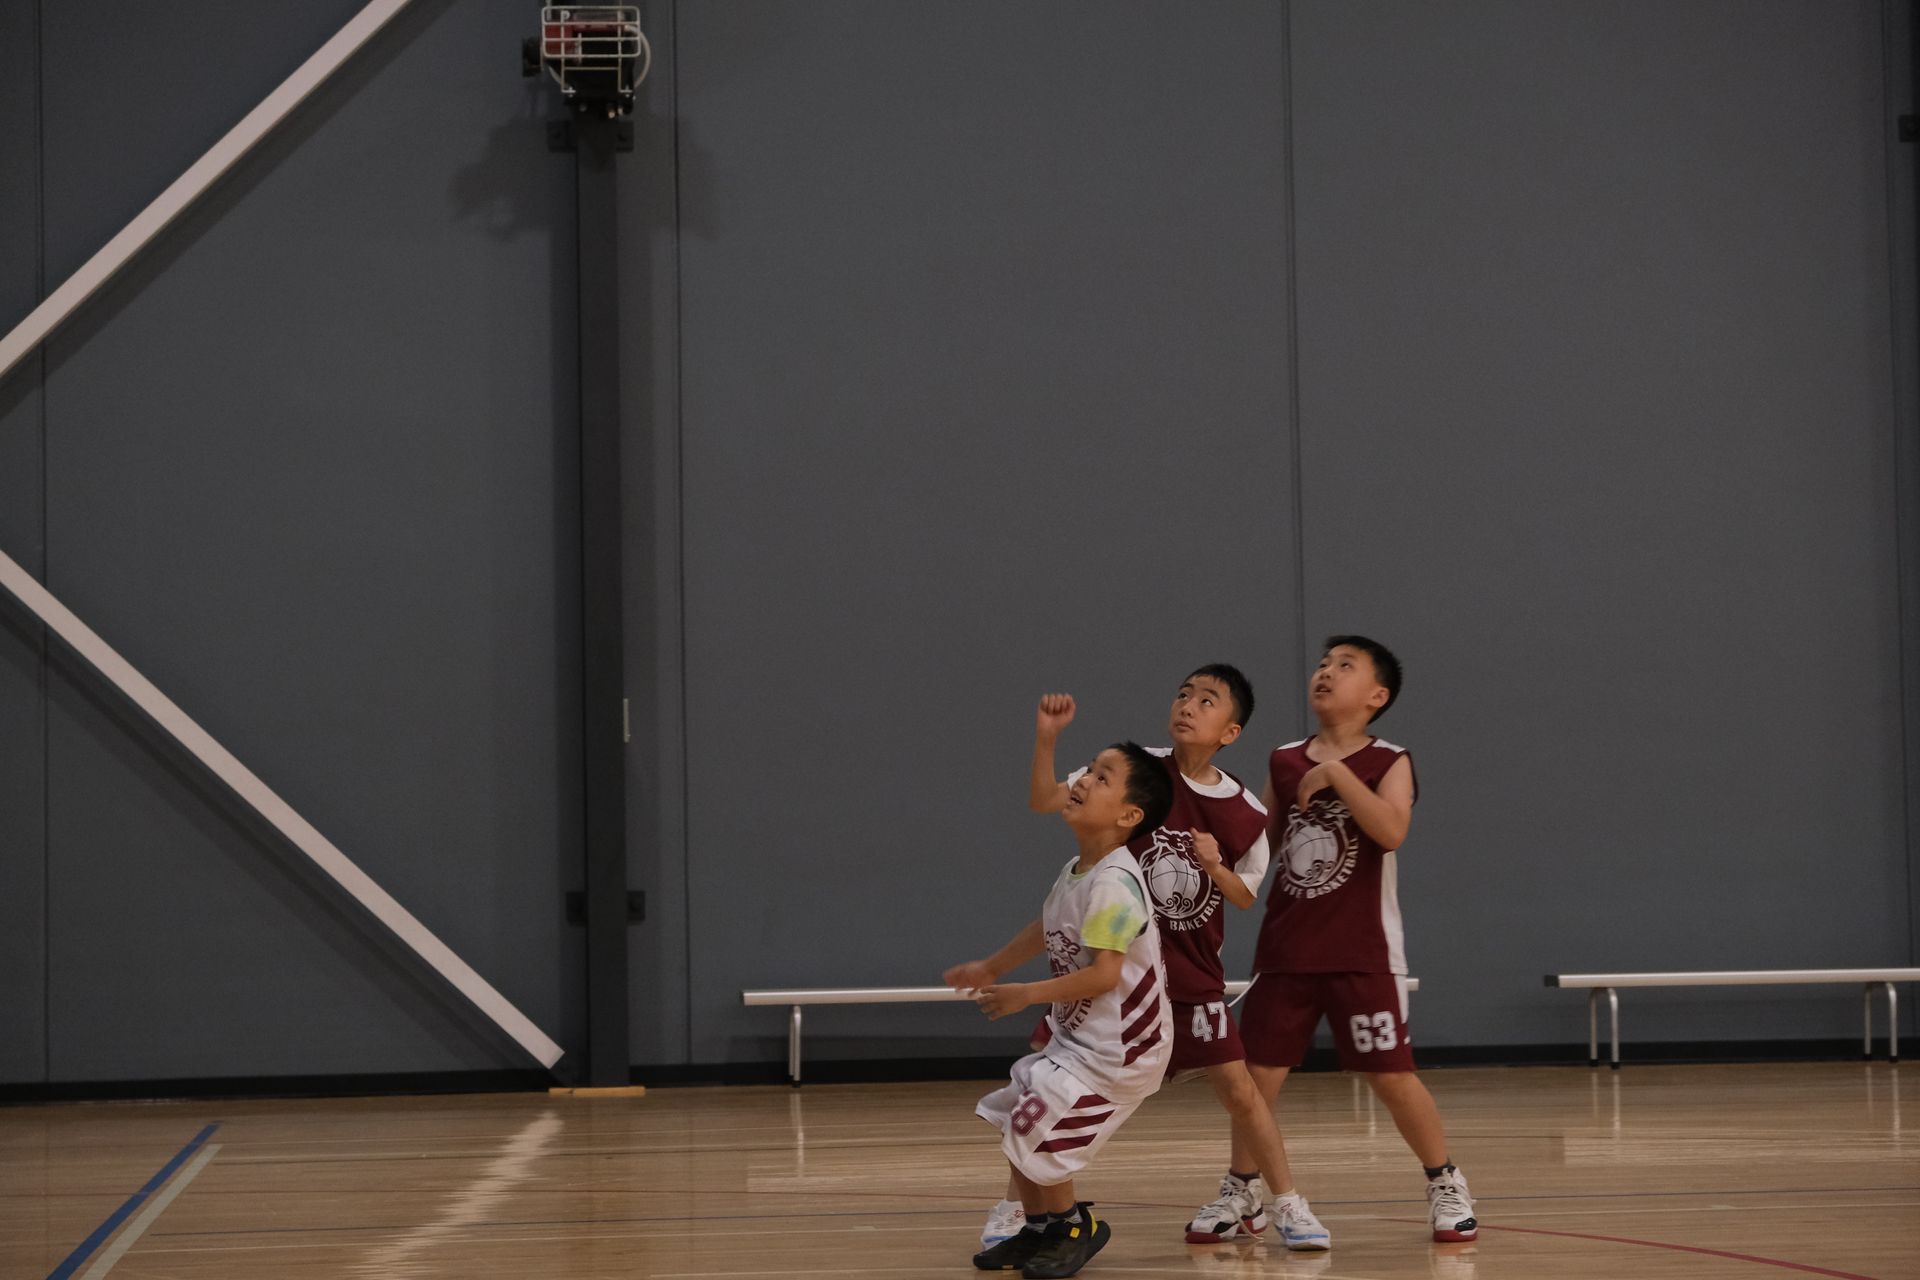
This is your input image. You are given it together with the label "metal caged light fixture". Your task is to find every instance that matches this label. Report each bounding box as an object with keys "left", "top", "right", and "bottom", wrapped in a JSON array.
[{"left": 522, "top": 6, "right": 652, "bottom": 117}]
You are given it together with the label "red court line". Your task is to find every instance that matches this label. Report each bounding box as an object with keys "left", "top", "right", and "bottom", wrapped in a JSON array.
[{"left": 1394, "top": 1220, "right": 1880, "bottom": 1280}]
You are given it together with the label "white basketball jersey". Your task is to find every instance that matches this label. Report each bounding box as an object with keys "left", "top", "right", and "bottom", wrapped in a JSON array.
[{"left": 1039, "top": 848, "right": 1172, "bottom": 1100}]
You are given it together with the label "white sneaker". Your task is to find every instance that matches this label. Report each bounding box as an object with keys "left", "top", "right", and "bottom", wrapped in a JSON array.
[
  {"left": 1271, "top": 1190, "right": 1331, "bottom": 1251},
  {"left": 1426, "top": 1167, "right": 1477, "bottom": 1242},
  {"left": 1185, "top": 1173, "right": 1268, "bottom": 1243},
  {"left": 980, "top": 1197, "right": 1026, "bottom": 1248}
]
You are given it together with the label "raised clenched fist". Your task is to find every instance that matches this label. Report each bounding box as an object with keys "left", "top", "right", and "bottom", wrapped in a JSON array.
[{"left": 1035, "top": 692, "right": 1077, "bottom": 738}]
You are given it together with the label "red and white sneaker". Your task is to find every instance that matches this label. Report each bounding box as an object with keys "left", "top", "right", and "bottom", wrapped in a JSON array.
[
  {"left": 1185, "top": 1173, "right": 1268, "bottom": 1243},
  {"left": 1426, "top": 1168, "right": 1478, "bottom": 1242}
]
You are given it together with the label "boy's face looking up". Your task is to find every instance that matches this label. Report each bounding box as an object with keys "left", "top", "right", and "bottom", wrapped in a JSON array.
[
  {"left": 1309, "top": 645, "right": 1390, "bottom": 722},
  {"left": 1064, "top": 748, "right": 1145, "bottom": 836},
  {"left": 1168, "top": 675, "right": 1243, "bottom": 750}
]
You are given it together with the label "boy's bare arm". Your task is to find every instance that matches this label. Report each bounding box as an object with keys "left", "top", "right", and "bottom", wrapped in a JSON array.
[
  {"left": 972, "top": 947, "right": 1123, "bottom": 1019},
  {"left": 1299, "top": 755, "right": 1414, "bottom": 849},
  {"left": 943, "top": 919, "right": 1045, "bottom": 992},
  {"left": 1193, "top": 831, "right": 1255, "bottom": 909},
  {"left": 1029, "top": 693, "right": 1076, "bottom": 812},
  {"left": 1261, "top": 778, "right": 1285, "bottom": 851}
]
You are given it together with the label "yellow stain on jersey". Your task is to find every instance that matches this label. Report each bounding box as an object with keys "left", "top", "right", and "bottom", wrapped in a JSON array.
[{"left": 1082, "top": 900, "right": 1145, "bottom": 952}]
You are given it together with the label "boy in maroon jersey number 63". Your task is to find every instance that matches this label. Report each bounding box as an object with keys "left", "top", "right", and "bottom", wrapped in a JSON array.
[{"left": 1236, "top": 636, "right": 1478, "bottom": 1243}]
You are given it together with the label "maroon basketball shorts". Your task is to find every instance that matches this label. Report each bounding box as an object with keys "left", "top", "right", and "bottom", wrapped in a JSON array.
[
  {"left": 1166, "top": 997, "right": 1247, "bottom": 1072},
  {"left": 1240, "top": 972, "right": 1415, "bottom": 1073}
]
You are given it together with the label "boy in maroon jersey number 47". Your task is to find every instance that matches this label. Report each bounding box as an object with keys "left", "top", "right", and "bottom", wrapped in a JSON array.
[{"left": 1236, "top": 636, "right": 1478, "bottom": 1243}]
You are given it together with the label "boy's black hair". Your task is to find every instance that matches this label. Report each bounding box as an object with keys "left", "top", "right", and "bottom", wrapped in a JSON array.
[
  {"left": 1324, "top": 634, "right": 1402, "bottom": 722},
  {"left": 1113, "top": 741, "right": 1174, "bottom": 836},
  {"left": 1186, "top": 662, "right": 1255, "bottom": 728}
]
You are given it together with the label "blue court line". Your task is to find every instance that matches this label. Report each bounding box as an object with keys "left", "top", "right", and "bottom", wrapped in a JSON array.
[{"left": 45, "top": 1123, "right": 220, "bottom": 1280}]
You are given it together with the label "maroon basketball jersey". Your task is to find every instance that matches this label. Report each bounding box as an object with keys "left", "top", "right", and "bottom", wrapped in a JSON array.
[
  {"left": 1131, "top": 748, "right": 1272, "bottom": 1003},
  {"left": 1254, "top": 737, "right": 1417, "bottom": 975}
]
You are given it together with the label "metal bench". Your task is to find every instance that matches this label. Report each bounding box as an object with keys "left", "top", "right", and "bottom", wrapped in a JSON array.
[
  {"left": 743, "top": 977, "right": 1419, "bottom": 1084},
  {"left": 1544, "top": 970, "right": 1919, "bottom": 1069}
]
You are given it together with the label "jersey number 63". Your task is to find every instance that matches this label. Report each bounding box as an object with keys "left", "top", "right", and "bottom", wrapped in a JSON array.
[{"left": 1349, "top": 1012, "right": 1399, "bottom": 1053}]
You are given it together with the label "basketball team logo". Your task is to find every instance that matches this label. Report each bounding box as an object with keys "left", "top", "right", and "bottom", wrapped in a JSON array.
[
  {"left": 1044, "top": 927, "right": 1091, "bottom": 1029},
  {"left": 1138, "top": 829, "right": 1219, "bottom": 932},
  {"left": 1281, "top": 800, "right": 1357, "bottom": 898}
]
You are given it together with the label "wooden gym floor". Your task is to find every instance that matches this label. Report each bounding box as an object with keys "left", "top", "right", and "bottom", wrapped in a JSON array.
[{"left": 2, "top": 1062, "right": 1914, "bottom": 1279}]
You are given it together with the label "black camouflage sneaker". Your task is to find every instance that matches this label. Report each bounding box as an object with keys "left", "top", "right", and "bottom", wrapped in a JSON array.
[
  {"left": 1021, "top": 1210, "right": 1111, "bottom": 1279},
  {"left": 973, "top": 1225, "right": 1048, "bottom": 1271}
]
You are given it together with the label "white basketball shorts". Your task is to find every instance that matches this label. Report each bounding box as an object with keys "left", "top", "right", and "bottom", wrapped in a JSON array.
[{"left": 976, "top": 1051, "right": 1145, "bottom": 1184}]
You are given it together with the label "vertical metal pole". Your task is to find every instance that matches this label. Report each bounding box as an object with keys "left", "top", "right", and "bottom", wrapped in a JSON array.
[
  {"left": 1889, "top": 982, "right": 1901, "bottom": 1064},
  {"left": 1866, "top": 984, "right": 1876, "bottom": 1060},
  {"left": 1587, "top": 989, "right": 1599, "bottom": 1067},
  {"left": 789, "top": 1005, "right": 804, "bottom": 1085},
  {"left": 1607, "top": 988, "right": 1620, "bottom": 1070},
  {"left": 576, "top": 112, "right": 629, "bottom": 1088}
]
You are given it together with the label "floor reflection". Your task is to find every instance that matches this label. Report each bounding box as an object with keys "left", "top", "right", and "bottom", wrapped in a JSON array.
[{"left": 349, "top": 1111, "right": 563, "bottom": 1278}]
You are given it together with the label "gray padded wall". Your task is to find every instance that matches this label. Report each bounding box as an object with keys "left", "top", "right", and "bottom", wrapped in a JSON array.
[
  {"left": 0, "top": 0, "right": 47, "bottom": 1083},
  {"left": 671, "top": 1, "right": 1300, "bottom": 1064},
  {"left": 3, "top": 0, "right": 584, "bottom": 1082},
  {"left": 1289, "top": 0, "right": 1912, "bottom": 1046}
]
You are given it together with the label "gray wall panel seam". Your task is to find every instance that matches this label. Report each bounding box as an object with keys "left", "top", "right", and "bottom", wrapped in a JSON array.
[
  {"left": 1885, "top": 0, "right": 1918, "bottom": 967},
  {"left": 670, "top": 0, "right": 692, "bottom": 1066},
  {"left": 1895, "top": 0, "right": 1920, "bottom": 967},
  {"left": 1889, "top": 0, "right": 1908, "bottom": 966},
  {"left": 36, "top": 0, "right": 49, "bottom": 1085},
  {"left": 1282, "top": 0, "right": 1306, "bottom": 728},
  {"left": 1909, "top": 0, "right": 1920, "bottom": 971}
]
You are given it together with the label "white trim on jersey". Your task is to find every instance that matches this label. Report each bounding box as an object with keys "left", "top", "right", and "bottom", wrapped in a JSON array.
[
  {"left": 1380, "top": 849, "right": 1408, "bottom": 975},
  {"left": 1148, "top": 744, "right": 1253, "bottom": 801},
  {"left": 1374, "top": 739, "right": 1408, "bottom": 754},
  {"left": 1277, "top": 738, "right": 1309, "bottom": 750},
  {"left": 1179, "top": 769, "right": 1241, "bottom": 800},
  {"left": 1236, "top": 831, "right": 1271, "bottom": 897}
]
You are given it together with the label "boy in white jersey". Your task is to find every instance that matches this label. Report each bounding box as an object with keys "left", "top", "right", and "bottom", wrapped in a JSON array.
[
  {"left": 946, "top": 742, "right": 1175, "bottom": 1279},
  {"left": 985, "top": 671, "right": 1328, "bottom": 1252}
]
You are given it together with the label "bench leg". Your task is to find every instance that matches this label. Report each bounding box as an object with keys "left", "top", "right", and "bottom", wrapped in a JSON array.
[
  {"left": 1889, "top": 982, "right": 1900, "bottom": 1065},
  {"left": 1588, "top": 989, "right": 1599, "bottom": 1067},
  {"left": 1864, "top": 985, "right": 1874, "bottom": 1060},
  {"left": 1607, "top": 988, "right": 1620, "bottom": 1070},
  {"left": 789, "top": 1005, "right": 803, "bottom": 1086}
]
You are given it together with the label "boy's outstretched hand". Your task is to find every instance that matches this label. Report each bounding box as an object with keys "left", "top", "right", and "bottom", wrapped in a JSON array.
[
  {"left": 943, "top": 960, "right": 996, "bottom": 992},
  {"left": 1036, "top": 693, "right": 1076, "bottom": 738},
  {"left": 971, "top": 983, "right": 1033, "bottom": 1020}
]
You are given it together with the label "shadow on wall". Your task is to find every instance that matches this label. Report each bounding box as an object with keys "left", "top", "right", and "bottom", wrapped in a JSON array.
[{"left": 450, "top": 83, "right": 568, "bottom": 241}]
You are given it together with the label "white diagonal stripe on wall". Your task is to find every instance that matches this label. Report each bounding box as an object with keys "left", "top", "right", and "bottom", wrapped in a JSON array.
[{"left": 0, "top": 549, "right": 564, "bottom": 1066}]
